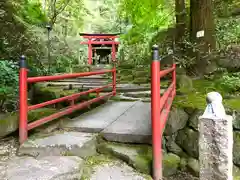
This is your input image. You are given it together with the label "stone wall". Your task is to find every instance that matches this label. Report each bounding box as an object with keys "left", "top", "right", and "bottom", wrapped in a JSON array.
[{"left": 163, "top": 106, "right": 240, "bottom": 177}]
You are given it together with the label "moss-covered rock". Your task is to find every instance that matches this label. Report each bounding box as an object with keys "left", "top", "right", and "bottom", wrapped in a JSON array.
[
  {"left": 134, "top": 70, "right": 150, "bottom": 77},
  {"left": 120, "top": 75, "right": 134, "bottom": 82},
  {"left": 233, "top": 112, "right": 240, "bottom": 130},
  {"left": 133, "top": 78, "right": 150, "bottom": 84},
  {"left": 179, "top": 158, "right": 188, "bottom": 171},
  {"left": 118, "top": 64, "right": 135, "bottom": 69},
  {"left": 31, "top": 83, "right": 96, "bottom": 107},
  {"left": 186, "top": 158, "right": 199, "bottom": 177},
  {"left": 188, "top": 109, "right": 203, "bottom": 131},
  {"left": 164, "top": 108, "right": 189, "bottom": 136},
  {"left": 72, "top": 65, "right": 91, "bottom": 73},
  {"left": 162, "top": 152, "right": 181, "bottom": 177},
  {"left": 32, "top": 84, "right": 79, "bottom": 105},
  {"left": 118, "top": 69, "right": 133, "bottom": 75},
  {"left": 233, "top": 132, "right": 240, "bottom": 166},
  {"left": 97, "top": 142, "right": 152, "bottom": 174},
  {"left": 233, "top": 165, "right": 240, "bottom": 180},
  {"left": 175, "top": 127, "right": 199, "bottom": 159},
  {"left": 97, "top": 142, "right": 180, "bottom": 177},
  {"left": 0, "top": 108, "right": 57, "bottom": 138},
  {"left": 165, "top": 135, "right": 188, "bottom": 158}
]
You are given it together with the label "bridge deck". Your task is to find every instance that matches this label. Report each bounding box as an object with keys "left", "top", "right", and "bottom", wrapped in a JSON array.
[
  {"left": 19, "top": 101, "right": 152, "bottom": 156},
  {"left": 63, "top": 101, "right": 151, "bottom": 143}
]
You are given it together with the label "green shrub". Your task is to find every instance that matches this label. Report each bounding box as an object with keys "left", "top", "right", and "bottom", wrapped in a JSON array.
[
  {"left": 218, "top": 72, "right": 240, "bottom": 93},
  {"left": 0, "top": 60, "right": 19, "bottom": 112}
]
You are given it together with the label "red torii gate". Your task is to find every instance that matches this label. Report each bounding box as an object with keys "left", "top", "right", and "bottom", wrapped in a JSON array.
[{"left": 79, "top": 33, "right": 120, "bottom": 65}]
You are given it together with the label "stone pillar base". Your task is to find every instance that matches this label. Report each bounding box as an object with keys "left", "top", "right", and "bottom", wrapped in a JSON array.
[{"left": 199, "top": 115, "right": 233, "bottom": 180}]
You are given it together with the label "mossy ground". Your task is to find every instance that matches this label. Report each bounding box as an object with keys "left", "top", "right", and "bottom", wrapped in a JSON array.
[{"left": 174, "top": 78, "right": 240, "bottom": 111}]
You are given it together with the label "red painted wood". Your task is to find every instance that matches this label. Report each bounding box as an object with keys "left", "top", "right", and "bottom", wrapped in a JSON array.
[
  {"left": 151, "top": 60, "right": 162, "bottom": 180},
  {"left": 28, "top": 84, "right": 113, "bottom": 111},
  {"left": 80, "top": 41, "right": 120, "bottom": 45},
  {"left": 151, "top": 48, "right": 176, "bottom": 180},
  {"left": 27, "top": 92, "right": 113, "bottom": 130},
  {"left": 27, "top": 69, "right": 114, "bottom": 83},
  {"left": 19, "top": 67, "right": 28, "bottom": 144},
  {"left": 19, "top": 58, "right": 117, "bottom": 144}
]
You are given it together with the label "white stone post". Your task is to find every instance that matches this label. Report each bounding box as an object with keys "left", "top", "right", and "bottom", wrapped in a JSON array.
[{"left": 199, "top": 92, "right": 233, "bottom": 180}]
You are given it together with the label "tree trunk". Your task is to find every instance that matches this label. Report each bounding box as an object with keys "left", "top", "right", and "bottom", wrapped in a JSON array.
[
  {"left": 189, "top": 0, "right": 216, "bottom": 75},
  {"left": 175, "top": 0, "right": 186, "bottom": 42},
  {"left": 190, "top": 0, "right": 216, "bottom": 51}
]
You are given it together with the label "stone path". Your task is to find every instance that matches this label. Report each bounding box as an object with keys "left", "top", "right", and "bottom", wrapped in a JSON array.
[
  {"left": 6, "top": 156, "right": 83, "bottom": 180},
  {"left": 102, "top": 101, "right": 151, "bottom": 143},
  {"left": 90, "top": 161, "right": 149, "bottom": 180},
  {"left": 1, "top": 100, "right": 198, "bottom": 180},
  {"left": 63, "top": 101, "right": 137, "bottom": 133}
]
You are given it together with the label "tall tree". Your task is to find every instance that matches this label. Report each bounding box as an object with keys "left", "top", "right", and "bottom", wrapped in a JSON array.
[
  {"left": 189, "top": 0, "right": 216, "bottom": 75},
  {"left": 190, "top": 0, "right": 216, "bottom": 51},
  {"left": 175, "top": 0, "right": 186, "bottom": 41}
]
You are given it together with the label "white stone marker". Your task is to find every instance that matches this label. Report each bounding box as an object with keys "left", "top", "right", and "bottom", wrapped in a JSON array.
[{"left": 199, "top": 92, "right": 233, "bottom": 180}]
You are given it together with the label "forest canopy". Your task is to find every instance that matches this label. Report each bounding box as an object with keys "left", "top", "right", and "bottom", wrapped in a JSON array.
[{"left": 0, "top": 0, "right": 240, "bottom": 112}]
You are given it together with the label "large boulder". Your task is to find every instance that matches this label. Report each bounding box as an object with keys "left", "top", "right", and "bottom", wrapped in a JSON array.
[
  {"left": 164, "top": 108, "right": 189, "bottom": 136},
  {"left": 175, "top": 127, "right": 199, "bottom": 159}
]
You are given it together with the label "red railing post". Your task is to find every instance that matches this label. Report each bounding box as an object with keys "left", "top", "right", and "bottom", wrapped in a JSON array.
[
  {"left": 151, "top": 45, "right": 162, "bottom": 180},
  {"left": 19, "top": 55, "right": 28, "bottom": 144},
  {"left": 172, "top": 63, "right": 176, "bottom": 95},
  {"left": 112, "top": 64, "right": 117, "bottom": 96},
  {"left": 88, "top": 38, "right": 92, "bottom": 65}
]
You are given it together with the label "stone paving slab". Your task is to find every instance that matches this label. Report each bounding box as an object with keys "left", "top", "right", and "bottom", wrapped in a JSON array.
[
  {"left": 90, "top": 161, "right": 150, "bottom": 180},
  {"left": 102, "top": 101, "right": 152, "bottom": 144},
  {"left": 5, "top": 156, "right": 83, "bottom": 180},
  {"left": 63, "top": 101, "right": 137, "bottom": 133},
  {"left": 18, "top": 131, "right": 97, "bottom": 158}
]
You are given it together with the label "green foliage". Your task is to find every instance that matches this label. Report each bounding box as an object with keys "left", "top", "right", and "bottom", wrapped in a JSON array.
[
  {"left": 217, "top": 72, "right": 240, "bottom": 93},
  {"left": 0, "top": 60, "right": 19, "bottom": 112},
  {"left": 118, "top": 0, "right": 174, "bottom": 64},
  {"left": 216, "top": 17, "right": 240, "bottom": 47},
  {"left": 18, "top": 0, "right": 47, "bottom": 26}
]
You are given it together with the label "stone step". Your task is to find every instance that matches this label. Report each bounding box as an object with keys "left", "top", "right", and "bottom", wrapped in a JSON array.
[
  {"left": 114, "top": 94, "right": 149, "bottom": 102},
  {"left": 89, "top": 160, "right": 150, "bottom": 180},
  {"left": 97, "top": 142, "right": 181, "bottom": 177},
  {"left": 101, "top": 101, "right": 151, "bottom": 144},
  {"left": 5, "top": 156, "right": 83, "bottom": 180},
  {"left": 56, "top": 79, "right": 109, "bottom": 83},
  {"left": 47, "top": 81, "right": 110, "bottom": 87},
  {"left": 18, "top": 131, "right": 97, "bottom": 158},
  {"left": 123, "top": 89, "right": 166, "bottom": 98},
  {"left": 62, "top": 101, "right": 137, "bottom": 133},
  {"left": 45, "top": 83, "right": 150, "bottom": 92}
]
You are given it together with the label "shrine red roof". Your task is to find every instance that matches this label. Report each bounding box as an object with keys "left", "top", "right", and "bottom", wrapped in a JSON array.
[{"left": 79, "top": 33, "right": 121, "bottom": 37}]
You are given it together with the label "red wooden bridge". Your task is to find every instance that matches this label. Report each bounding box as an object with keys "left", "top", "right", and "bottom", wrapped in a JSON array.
[{"left": 19, "top": 40, "right": 176, "bottom": 179}]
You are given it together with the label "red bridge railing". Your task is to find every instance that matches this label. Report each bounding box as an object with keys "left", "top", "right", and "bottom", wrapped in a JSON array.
[
  {"left": 19, "top": 55, "right": 116, "bottom": 144},
  {"left": 151, "top": 45, "right": 176, "bottom": 180}
]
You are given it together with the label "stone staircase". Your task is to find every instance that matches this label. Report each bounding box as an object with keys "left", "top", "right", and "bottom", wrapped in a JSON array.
[{"left": 44, "top": 74, "right": 151, "bottom": 93}]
